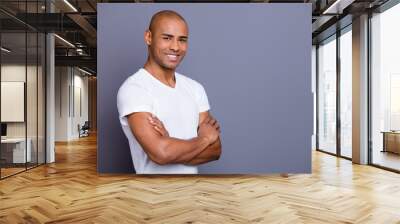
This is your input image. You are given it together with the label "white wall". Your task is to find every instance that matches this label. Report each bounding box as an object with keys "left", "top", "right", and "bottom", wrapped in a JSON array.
[
  {"left": 55, "top": 66, "right": 89, "bottom": 141},
  {"left": 71, "top": 71, "right": 89, "bottom": 138},
  {"left": 55, "top": 66, "right": 69, "bottom": 141}
]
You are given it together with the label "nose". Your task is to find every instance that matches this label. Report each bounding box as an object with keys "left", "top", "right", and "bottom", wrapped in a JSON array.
[{"left": 170, "top": 39, "right": 179, "bottom": 52}]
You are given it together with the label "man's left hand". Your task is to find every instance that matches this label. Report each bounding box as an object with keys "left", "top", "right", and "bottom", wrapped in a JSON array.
[{"left": 148, "top": 114, "right": 169, "bottom": 137}]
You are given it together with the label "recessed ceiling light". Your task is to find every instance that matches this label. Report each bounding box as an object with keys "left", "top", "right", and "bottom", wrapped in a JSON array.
[
  {"left": 63, "top": 0, "right": 78, "bottom": 12},
  {"left": 1, "top": 47, "right": 11, "bottom": 53},
  {"left": 78, "top": 67, "right": 92, "bottom": 76},
  {"left": 54, "top": 34, "right": 75, "bottom": 48}
]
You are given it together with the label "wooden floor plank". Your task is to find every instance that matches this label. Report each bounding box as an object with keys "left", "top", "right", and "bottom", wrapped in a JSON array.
[{"left": 1, "top": 134, "right": 400, "bottom": 223}]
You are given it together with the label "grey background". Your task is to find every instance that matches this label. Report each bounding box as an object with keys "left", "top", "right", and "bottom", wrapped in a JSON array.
[{"left": 98, "top": 3, "right": 312, "bottom": 174}]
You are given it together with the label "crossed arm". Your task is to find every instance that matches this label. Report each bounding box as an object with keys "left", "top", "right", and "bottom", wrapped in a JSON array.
[
  {"left": 184, "top": 112, "right": 222, "bottom": 165},
  {"left": 126, "top": 111, "right": 222, "bottom": 166}
]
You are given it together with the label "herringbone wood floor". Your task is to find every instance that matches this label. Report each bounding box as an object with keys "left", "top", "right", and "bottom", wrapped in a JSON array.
[{"left": 1, "top": 134, "right": 400, "bottom": 223}]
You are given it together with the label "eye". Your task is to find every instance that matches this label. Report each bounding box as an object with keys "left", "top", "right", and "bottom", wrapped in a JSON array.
[
  {"left": 162, "top": 36, "right": 171, "bottom": 40},
  {"left": 179, "top": 39, "right": 187, "bottom": 43}
]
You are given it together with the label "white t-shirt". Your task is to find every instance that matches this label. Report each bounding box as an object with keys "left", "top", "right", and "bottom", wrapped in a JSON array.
[{"left": 117, "top": 68, "right": 210, "bottom": 174}]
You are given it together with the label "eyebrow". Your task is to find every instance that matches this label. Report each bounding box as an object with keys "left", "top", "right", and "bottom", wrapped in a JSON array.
[{"left": 161, "top": 33, "right": 188, "bottom": 39}]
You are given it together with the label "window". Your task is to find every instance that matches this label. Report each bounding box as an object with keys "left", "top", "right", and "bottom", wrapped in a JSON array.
[
  {"left": 339, "top": 27, "right": 352, "bottom": 158},
  {"left": 317, "top": 35, "right": 337, "bottom": 154},
  {"left": 370, "top": 2, "right": 400, "bottom": 171}
]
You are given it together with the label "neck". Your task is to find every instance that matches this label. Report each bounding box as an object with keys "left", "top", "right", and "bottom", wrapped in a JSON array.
[{"left": 144, "top": 59, "right": 176, "bottom": 86}]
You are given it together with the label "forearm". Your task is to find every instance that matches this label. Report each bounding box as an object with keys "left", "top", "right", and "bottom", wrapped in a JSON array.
[
  {"left": 127, "top": 112, "right": 216, "bottom": 166},
  {"left": 185, "top": 138, "right": 221, "bottom": 165},
  {"left": 155, "top": 135, "right": 211, "bottom": 165}
]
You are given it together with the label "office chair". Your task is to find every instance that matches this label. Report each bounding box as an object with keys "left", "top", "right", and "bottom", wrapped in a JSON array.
[{"left": 79, "top": 121, "right": 90, "bottom": 138}]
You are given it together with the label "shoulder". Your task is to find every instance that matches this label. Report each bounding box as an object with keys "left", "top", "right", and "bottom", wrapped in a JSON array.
[
  {"left": 176, "top": 72, "right": 205, "bottom": 91},
  {"left": 117, "top": 70, "right": 150, "bottom": 99}
]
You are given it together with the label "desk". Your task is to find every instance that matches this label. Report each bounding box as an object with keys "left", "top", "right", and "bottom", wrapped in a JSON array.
[
  {"left": 1, "top": 138, "right": 31, "bottom": 163},
  {"left": 381, "top": 131, "right": 400, "bottom": 154}
]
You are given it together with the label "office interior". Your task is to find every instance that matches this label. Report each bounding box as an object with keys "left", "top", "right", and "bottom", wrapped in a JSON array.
[
  {"left": 0, "top": 0, "right": 399, "bottom": 222},
  {"left": 0, "top": 0, "right": 97, "bottom": 179}
]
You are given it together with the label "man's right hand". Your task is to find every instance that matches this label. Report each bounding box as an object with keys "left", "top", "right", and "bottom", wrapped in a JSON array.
[{"left": 198, "top": 117, "right": 220, "bottom": 144}]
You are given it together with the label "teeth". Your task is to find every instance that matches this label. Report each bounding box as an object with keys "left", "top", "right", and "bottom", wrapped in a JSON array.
[{"left": 167, "top": 54, "right": 177, "bottom": 59}]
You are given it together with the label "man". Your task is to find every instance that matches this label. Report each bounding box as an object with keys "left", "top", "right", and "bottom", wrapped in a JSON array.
[{"left": 117, "top": 10, "right": 222, "bottom": 174}]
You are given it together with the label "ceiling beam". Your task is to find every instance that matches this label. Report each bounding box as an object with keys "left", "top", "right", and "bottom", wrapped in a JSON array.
[{"left": 55, "top": 55, "right": 96, "bottom": 71}]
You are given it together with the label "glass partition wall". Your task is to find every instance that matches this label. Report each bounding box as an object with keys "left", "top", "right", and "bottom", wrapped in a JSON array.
[
  {"left": 316, "top": 26, "right": 352, "bottom": 159},
  {"left": 0, "top": 1, "right": 46, "bottom": 179}
]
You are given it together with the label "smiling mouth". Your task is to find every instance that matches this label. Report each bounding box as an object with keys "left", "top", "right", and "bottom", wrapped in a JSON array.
[{"left": 166, "top": 54, "right": 179, "bottom": 61}]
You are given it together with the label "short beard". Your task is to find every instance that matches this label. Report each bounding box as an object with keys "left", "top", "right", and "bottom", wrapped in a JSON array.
[{"left": 152, "top": 53, "right": 179, "bottom": 71}]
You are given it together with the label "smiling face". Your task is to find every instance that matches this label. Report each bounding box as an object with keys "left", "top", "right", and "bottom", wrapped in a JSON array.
[{"left": 145, "top": 15, "right": 188, "bottom": 71}]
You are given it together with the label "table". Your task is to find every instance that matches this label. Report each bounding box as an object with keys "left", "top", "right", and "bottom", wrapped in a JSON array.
[
  {"left": 381, "top": 131, "right": 400, "bottom": 154},
  {"left": 1, "top": 138, "right": 32, "bottom": 163}
]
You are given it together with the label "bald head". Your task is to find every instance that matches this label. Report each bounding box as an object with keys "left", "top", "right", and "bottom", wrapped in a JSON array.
[{"left": 148, "top": 10, "right": 187, "bottom": 33}]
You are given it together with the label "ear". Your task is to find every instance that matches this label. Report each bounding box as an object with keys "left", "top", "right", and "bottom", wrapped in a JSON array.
[{"left": 144, "top": 30, "right": 152, "bottom": 46}]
